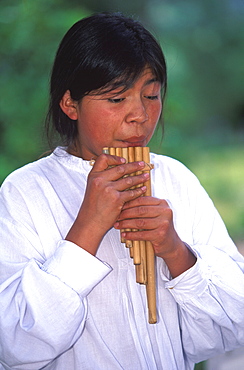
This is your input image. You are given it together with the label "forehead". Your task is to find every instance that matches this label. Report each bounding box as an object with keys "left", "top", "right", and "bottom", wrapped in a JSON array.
[
  {"left": 119, "top": 67, "right": 159, "bottom": 85},
  {"left": 90, "top": 68, "right": 161, "bottom": 96},
  {"left": 138, "top": 68, "right": 160, "bottom": 85}
]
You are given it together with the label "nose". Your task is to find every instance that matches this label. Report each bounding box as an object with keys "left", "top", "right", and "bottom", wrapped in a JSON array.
[{"left": 125, "top": 98, "right": 149, "bottom": 124}]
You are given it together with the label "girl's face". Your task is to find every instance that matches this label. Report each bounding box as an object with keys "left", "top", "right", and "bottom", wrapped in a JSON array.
[{"left": 62, "top": 68, "right": 162, "bottom": 160}]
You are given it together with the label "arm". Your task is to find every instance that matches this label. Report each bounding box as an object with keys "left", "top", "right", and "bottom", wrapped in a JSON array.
[
  {"left": 0, "top": 215, "right": 110, "bottom": 369},
  {"left": 0, "top": 154, "right": 149, "bottom": 368},
  {"left": 115, "top": 160, "right": 244, "bottom": 363},
  {"left": 165, "top": 179, "right": 244, "bottom": 363}
]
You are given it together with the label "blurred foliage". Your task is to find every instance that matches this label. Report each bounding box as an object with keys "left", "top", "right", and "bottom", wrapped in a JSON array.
[
  {"left": 0, "top": 0, "right": 243, "bottom": 245},
  {"left": 0, "top": 0, "right": 89, "bottom": 176},
  {"left": 189, "top": 146, "right": 244, "bottom": 241},
  {"left": 147, "top": 0, "right": 244, "bottom": 134}
]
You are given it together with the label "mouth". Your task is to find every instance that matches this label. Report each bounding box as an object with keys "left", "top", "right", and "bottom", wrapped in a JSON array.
[{"left": 120, "top": 136, "right": 147, "bottom": 147}]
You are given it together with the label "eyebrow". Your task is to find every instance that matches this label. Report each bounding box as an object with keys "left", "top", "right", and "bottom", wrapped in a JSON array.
[
  {"left": 93, "top": 77, "right": 161, "bottom": 97},
  {"left": 144, "top": 77, "right": 161, "bottom": 86}
]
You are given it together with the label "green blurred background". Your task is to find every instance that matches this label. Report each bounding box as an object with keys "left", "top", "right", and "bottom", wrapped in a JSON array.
[
  {"left": 2, "top": 0, "right": 243, "bottom": 241},
  {"left": 0, "top": 1, "right": 243, "bottom": 368}
]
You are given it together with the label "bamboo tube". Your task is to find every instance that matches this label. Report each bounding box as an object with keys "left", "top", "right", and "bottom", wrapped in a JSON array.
[
  {"left": 110, "top": 147, "right": 116, "bottom": 156},
  {"left": 142, "top": 147, "right": 157, "bottom": 324},
  {"left": 136, "top": 244, "right": 147, "bottom": 285},
  {"left": 121, "top": 148, "right": 133, "bottom": 248},
  {"left": 128, "top": 147, "right": 141, "bottom": 265},
  {"left": 134, "top": 146, "right": 147, "bottom": 283},
  {"left": 115, "top": 147, "right": 122, "bottom": 157},
  {"left": 103, "top": 147, "right": 109, "bottom": 155}
]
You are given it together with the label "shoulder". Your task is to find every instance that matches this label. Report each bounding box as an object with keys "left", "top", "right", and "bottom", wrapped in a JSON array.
[
  {"left": 0, "top": 148, "right": 69, "bottom": 205},
  {"left": 0, "top": 147, "right": 90, "bottom": 203},
  {"left": 1, "top": 155, "right": 53, "bottom": 191},
  {"left": 0, "top": 147, "right": 77, "bottom": 194}
]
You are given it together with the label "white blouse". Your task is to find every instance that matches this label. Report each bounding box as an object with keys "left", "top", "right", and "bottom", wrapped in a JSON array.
[{"left": 0, "top": 147, "right": 244, "bottom": 370}]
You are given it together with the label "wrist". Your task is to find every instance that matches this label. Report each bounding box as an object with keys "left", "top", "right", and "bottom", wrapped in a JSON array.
[
  {"left": 65, "top": 218, "right": 104, "bottom": 256},
  {"left": 161, "top": 241, "right": 197, "bottom": 278}
]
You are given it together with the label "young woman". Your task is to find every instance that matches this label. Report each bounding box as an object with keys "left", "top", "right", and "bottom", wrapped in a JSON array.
[{"left": 0, "top": 12, "right": 244, "bottom": 370}]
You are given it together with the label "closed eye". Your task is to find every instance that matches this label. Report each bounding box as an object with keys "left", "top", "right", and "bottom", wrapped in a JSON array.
[
  {"left": 108, "top": 98, "right": 125, "bottom": 103},
  {"left": 144, "top": 95, "right": 159, "bottom": 100}
]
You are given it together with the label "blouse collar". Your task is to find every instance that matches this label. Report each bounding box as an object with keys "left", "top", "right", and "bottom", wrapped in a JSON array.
[{"left": 51, "top": 146, "right": 93, "bottom": 173}]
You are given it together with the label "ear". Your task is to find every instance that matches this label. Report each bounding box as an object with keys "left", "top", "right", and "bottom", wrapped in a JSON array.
[{"left": 59, "top": 90, "right": 78, "bottom": 120}]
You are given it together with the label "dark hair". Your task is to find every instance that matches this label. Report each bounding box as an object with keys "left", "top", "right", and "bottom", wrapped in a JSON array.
[{"left": 46, "top": 12, "right": 167, "bottom": 146}]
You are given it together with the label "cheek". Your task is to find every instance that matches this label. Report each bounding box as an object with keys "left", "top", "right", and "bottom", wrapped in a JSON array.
[
  {"left": 155, "top": 100, "right": 162, "bottom": 116},
  {"left": 84, "top": 110, "right": 116, "bottom": 141},
  {"left": 148, "top": 101, "right": 162, "bottom": 122}
]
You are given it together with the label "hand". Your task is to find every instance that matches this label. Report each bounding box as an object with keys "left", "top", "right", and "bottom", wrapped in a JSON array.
[
  {"left": 114, "top": 197, "right": 196, "bottom": 277},
  {"left": 66, "top": 153, "right": 149, "bottom": 255},
  {"left": 114, "top": 197, "right": 179, "bottom": 257}
]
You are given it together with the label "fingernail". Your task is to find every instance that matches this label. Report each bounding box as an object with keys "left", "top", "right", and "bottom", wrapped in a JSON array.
[{"left": 138, "top": 161, "right": 145, "bottom": 167}]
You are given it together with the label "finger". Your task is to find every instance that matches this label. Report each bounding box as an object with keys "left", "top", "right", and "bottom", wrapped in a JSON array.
[
  {"left": 115, "top": 217, "right": 160, "bottom": 231},
  {"left": 122, "top": 196, "right": 168, "bottom": 210},
  {"left": 118, "top": 204, "right": 160, "bottom": 221},
  {"left": 92, "top": 153, "right": 126, "bottom": 171},
  {"left": 115, "top": 172, "right": 149, "bottom": 192},
  {"left": 120, "top": 228, "right": 158, "bottom": 242},
  {"left": 119, "top": 186, "right": 148, "bottom": 204},
  {"left": 106, "top": 161, "right": 147, "bottom": 181}
]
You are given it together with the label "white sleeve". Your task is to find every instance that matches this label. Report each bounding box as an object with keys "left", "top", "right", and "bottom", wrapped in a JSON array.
[
  {"left": 0, "top": 192, "right": 111, "bottom": 369},
  {"left": 41, "top": 239, "right": 112, "bottom": 297},
  {"left": 162, "top": 171, "right": 244, "bottom": 363}
]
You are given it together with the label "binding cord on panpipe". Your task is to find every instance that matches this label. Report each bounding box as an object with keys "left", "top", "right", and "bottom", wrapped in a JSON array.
[{"left": 103, "top": 147, "right": 157, "bottom": 324}]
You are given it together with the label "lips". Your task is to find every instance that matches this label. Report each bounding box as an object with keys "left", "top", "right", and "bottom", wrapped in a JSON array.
[{"left": 121, "top": 136, "right": 147, "bottom": 147}]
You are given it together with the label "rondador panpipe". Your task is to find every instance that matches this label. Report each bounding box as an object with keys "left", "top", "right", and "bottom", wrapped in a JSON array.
[{"left": 103, "top": 146, "right": 157, "bottom": 324}]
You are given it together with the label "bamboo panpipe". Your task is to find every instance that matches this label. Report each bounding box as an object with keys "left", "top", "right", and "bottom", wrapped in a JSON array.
[{"left": 103, "top": 146, "right": 157, "bottom": 324}]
